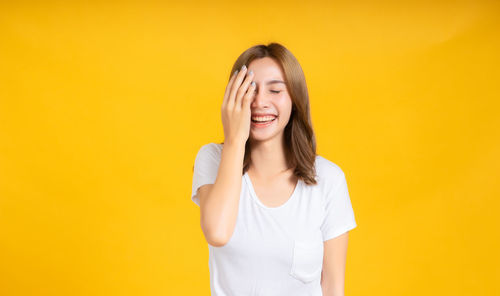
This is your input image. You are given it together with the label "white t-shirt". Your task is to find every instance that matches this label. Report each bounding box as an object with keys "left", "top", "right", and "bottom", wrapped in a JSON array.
[{"left": 191, "top": 143, "right": 357, "bottom": 296}]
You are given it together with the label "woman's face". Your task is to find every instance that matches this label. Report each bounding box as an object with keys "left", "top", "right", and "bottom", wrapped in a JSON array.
[{"left": 247, "top": 57, "right": 293, "bottom": 143}]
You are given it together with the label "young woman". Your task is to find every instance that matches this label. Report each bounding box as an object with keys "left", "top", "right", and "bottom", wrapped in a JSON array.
[{"left": 191, "top": 43, "right": 357, "bottom": 295}]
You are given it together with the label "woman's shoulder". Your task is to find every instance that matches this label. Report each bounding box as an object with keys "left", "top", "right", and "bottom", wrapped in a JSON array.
[
  {"left": 310, "top": 156, "right": 350, "bottom": 206},
  {"left": 193, "top": 142, "right": 224, "bottom": 165},
  {"left": 205, "top": 142, "right": 223, "bottom": 149},
  {"left": 314, "top": 155, "right": 346, "bottom": 184},
  {"left": 197, "top": 142, "right": 224, "bottom": 154}
]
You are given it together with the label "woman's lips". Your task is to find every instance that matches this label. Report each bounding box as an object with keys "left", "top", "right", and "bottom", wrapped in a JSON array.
[{"left": 251, "top": 117, "right": 276, "bottom": 128}]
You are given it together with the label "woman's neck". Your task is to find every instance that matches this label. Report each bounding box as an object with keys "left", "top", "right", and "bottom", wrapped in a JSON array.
[{"left": 248, "top": 136, "right": 290, "bottom": 178}]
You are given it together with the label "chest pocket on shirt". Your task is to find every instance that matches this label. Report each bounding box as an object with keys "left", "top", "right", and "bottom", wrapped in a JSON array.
[{"left": 289, "top": 237, "right": 324, "bottom": 283}]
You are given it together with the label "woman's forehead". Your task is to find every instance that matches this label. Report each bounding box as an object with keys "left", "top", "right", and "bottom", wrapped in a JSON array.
[
  {"left": 249, "top": 64, "right": 283, "bottom": 80},
  {"left": 249, "top": 57, "right": 281, "bottom": 71}
]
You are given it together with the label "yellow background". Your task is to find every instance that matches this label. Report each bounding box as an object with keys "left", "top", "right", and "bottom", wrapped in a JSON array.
[{"left": 1, "top": 1, "right": 499, "bottom": 295}]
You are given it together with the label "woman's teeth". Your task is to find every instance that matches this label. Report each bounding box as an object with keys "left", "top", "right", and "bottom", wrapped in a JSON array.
[{"left": 251, "top": 116, "right": 277, "bottom": 122}]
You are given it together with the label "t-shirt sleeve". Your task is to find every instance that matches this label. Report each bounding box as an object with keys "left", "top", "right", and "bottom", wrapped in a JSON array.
[
  {"left": 320, "top": 170, "right": 357, "bottom": 241},
  {"left": 191, "top": 143, "right": 222, "bottom": 207}
]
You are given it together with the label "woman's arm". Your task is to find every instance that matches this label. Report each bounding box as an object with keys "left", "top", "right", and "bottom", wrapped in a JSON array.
[
  {"left": 197, "top": 141, "right": 245, "bottom": 247},
  {"left": 321, "top": 231, "right": 350, "bottom": 296},
  {"left": 197, "top": 65, "right": 255, "bottom": 247}
]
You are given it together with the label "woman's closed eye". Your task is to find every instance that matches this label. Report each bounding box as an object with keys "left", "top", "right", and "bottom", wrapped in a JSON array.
[{"left": 270, "top": 90, "right": 281, "bottom": 94}]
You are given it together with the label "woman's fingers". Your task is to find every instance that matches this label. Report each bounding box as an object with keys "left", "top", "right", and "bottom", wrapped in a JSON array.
[
  {"left": 242, "top": 81, "right": 256, "bottom": 110},
  {"left": 227, "top": 65, "right": 247, "bottom": 110},
  {"left": 235, "top": 69, "right": 254, "bottom": 110},
  {"left": 220, "top": 64, "right": 255, "bottom": 145},
  {"left": 222, "top": 70, "right": 239, "bottom": 108}
]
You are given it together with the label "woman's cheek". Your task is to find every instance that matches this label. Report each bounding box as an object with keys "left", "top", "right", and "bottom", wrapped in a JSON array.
[
  {"left": 275, "top": 94, "right": 293, "bottom": 111},
  {"left": 274, "top": 94, "right": 289, "bottom": 105}
]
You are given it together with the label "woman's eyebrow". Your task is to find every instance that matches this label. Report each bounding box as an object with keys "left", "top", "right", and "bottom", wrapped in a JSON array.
[{"left": 265, "top": 80, "right": 286, "bottom": 85}]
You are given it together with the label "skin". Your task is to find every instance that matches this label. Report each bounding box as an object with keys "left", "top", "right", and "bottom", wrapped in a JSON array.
[
  {"left": 197, "top": 57, "right": 350, "bottom": 294},
  {"left": 246, "top": 57, "right": 292, "bottom": 177},
  {"left": 321, "top": 232, "right": 350, "bottom": 296},
  {"left": 246, "top": 57, "right": 350, "bottom": 295},
  {"left": 245, "top": 57, "right": 298, "bottom": 205}
]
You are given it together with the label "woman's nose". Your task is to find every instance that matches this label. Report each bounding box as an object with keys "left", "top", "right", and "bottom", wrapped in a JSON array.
[{"left": 251, "top": 89, "right": 269, "bottom": 107}]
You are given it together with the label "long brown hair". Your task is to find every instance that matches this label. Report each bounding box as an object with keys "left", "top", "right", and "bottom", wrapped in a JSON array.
[{"left": 221, "top": 42, "right": 318, "bottom": 186}]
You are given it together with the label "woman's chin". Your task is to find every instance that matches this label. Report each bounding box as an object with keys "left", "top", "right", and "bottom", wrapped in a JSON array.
[{"left": 250, "top": 130, "right": 281, "bottom": 142}]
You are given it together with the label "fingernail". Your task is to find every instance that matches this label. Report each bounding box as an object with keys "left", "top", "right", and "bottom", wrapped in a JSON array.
[
  {"left": 248, "top": 70, "right": 253, "bottom": 75},
  {"left": 251, "top": 81, "right": 256, "bottom": 87},
  {"left": 241, "top": 65, "right": 246, "bottom": 71}
]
